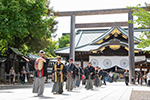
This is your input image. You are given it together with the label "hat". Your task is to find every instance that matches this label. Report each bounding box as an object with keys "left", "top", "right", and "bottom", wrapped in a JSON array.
[
  {"left": 88, "top": 61, "right": 91, "bottom": 64},
  {"left": 69, "top": 58, "right": 73, "bottom": 61},
  {"left": 38, "top": 50, "right": 45, "bottom": 54},
  {"left": 57, "top": 56, "right": 61, "bottom": 59},
  {"left": 76, "top": 63, "right": 79, "bottom": 65}
]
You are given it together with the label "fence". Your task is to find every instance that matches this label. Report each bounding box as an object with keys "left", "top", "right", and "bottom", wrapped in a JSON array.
[
  {"left": 3, "top": 71, "right": 52, "bottom": 83},
  {"left": 3, "top": 73, "right": 20, "bottom": 83}
]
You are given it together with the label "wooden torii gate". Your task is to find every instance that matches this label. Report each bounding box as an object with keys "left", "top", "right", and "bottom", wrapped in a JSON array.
[{"left": 57, "top": 7, "right": 149, "bottom": 84}]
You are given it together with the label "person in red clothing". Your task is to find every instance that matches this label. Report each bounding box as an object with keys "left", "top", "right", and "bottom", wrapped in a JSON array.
[{"left": 23, "top": 50, "right": 48, "bottom": 97}]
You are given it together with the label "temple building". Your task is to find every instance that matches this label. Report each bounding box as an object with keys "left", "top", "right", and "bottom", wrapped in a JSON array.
[{"left": 54, "top": 27, "right": 150, "bottom": 72}]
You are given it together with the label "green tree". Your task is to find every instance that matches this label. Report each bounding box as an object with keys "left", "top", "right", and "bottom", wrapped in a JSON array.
[
  {"left": 128, "top": 3, "right": 150, "bottom": 48},
  {"left": 0, "top": 0, "right": 58, "bottom": 57},
  {"left": 58, "top": 34, "right": 70, "bottom": 48},
  {"left": 44, "top": 39, "right": 58, "bottom": 58}
]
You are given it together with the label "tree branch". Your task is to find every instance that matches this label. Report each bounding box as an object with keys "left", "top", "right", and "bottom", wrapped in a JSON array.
[
  {"left": 0, "top": 47, "right": 6, "bottom": 53},
  {"left": 25, "top": 4, "right": 37, "bottom": 14}
]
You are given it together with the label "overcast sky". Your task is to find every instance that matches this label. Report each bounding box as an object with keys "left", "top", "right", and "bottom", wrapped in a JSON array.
[{"left": 50, "top": 0, "right": 148, "bottom": 40}]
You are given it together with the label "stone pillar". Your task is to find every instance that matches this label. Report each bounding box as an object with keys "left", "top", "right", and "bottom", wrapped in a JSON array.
[
  {"left": 128, "top": 10, "right": 135, "bottom": 84},
  {"left": 70, "top": 14, "right": 75, "bottom": 61}
]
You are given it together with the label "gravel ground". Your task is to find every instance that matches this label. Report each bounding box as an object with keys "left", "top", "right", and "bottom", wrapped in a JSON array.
[{"left": 130, "top": 90, "right": 150, "bottom": 100}]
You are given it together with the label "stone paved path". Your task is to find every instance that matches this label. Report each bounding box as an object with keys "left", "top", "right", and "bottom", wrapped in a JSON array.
[{"left": 0, "top": 82, "right": 150, "bottom": 100}]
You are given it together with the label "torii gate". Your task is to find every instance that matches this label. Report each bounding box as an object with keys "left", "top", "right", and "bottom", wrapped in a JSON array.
[{"left": 57, "top": 7, "right": 149, "bottom": 84}]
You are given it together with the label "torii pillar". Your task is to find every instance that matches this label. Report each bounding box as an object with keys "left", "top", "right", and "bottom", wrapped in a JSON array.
[
  {"left": 128, "top": 10, "right": 135, "bottom": 84},
  {"left": 70, "top": 14, "right": 75, "bottom": 61}
]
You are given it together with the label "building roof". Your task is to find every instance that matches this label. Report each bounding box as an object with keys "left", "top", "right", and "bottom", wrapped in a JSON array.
[
  {"left": 54, "top": 27, "right": 150, "bottom": 54},
  {"left": 0, "top": 58, "right": 6, "bottom": 62},
  {"left": 76, "top": 31, "right": 104, "bottom": 47},
  {"left": 26, "top": 53, "right": 40, "bottom": 59},
  {"left": 9, "top": 47, "right": 23, "bottom": 55}
]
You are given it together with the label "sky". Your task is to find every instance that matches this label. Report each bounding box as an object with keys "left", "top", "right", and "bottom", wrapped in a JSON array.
[{"left": 50, "top": 0, "right": 148, "bottom": 40}]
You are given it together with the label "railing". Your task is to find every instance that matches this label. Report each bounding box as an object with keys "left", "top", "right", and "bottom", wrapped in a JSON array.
[
  {"left": 3, "top": 70, "right": 53, "bottom": 83},
  {"left": 3, "top": 73, "right": 20, "bottom": 83}
]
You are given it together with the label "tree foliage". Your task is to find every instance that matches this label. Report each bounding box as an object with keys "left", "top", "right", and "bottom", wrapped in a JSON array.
[
  {"left": 128, "top": 3, "right": 150, "bottom": 48},
  {"left": 0, "top": 0, "right": 58, "bottom": 57},
  {"left": 58, "top": 34, "right": 70, "bottom": 48},
  {"left": 44, "top": 39, "right": 58, "bottom": 58}
]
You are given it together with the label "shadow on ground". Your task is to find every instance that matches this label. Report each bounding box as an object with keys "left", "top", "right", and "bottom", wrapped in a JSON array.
[
  {"left": 0, "top": 91, "right": 13, "bottom": 93},
  {"left": 39, "top": 96, "right": 55, "bottom": 99}
]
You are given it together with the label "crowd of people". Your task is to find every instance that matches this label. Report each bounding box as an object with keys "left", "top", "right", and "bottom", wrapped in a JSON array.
[
  {"left": 21, "top": 50, "right": 112, "bottom": 96},
  {"left": 8, "top": 50, "right": 150, "bottom": 97},
  {"left": 51, "top": 57, "right": 108, "bottom": 94}
]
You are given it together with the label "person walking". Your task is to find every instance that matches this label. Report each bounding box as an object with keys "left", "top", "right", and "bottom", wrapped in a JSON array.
[
  {"left": 75, "top": 63, "right": 83, "bottom": 87},
  {"left": 52, "top": 57, "right": 66, "bottom": 94},
  {"left": 82, "top": 67, "right": 86, "bottom": 85},
  {"left": 84, "top": 62, "right": 95, "bottom": 90},
  {"left": 124, "top": 70, "right": 129, "bottom": 86},
  {"left": 102, "top": 69, "right": 107, "bottom": 85},
  {"left": 66, "top": 58, "right": 75, "bottom": 91},
  {"left": 9, "top": 67, "right": 15, "bottom": 84},
  {"left": 65, "top": 62, "right": 69, "bottom": 89},
  {"left": 73, "top": 64, "right": 77, "bottom": 88},
  {"left": 23, "top": 50, "right": 49, "bottom": 97},
  {"left": 94, "top": 66, "right": 100, "bottom": 87}
]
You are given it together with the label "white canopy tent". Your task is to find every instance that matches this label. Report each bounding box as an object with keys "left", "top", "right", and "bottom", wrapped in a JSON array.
[{"left": 89, "top": 56, "right": 146, "bottom": 70}]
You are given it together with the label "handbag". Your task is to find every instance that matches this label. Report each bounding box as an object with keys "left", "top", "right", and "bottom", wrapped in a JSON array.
[
  {"left": 81, "top": 75, "right": 84, "bottom": 80},
  {"left": 25, "top": 76, "right": 28, "bottom": 83}
]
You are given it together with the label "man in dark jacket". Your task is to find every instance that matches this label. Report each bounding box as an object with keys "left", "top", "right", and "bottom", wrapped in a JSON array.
[
  {"left": 102, "top": 69, "right": 107, "bottom": 85},
  {"left": 82, "top": 67, "right": 86, "bottom": 85},
  {"left": 84, "top": 62, "right": 95, "bottom": 90},
  {"left": 94, "top": 66, "right": 100, "bottom": 87},
  {"left": 124, "top": 70, "right": 129, "bottom": 86},
  {"left": 66, "top": 58, "right": 75, "bottom": 91},
  {"left": 75, "top": 63, "right": 83, "bottom": 87}
]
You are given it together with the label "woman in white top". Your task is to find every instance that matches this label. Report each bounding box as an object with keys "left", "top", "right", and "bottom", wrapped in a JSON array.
[{"left": 9, "top": 67, "right": 15, "bottom": 84}]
